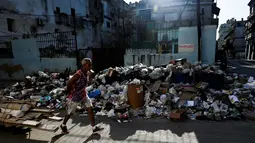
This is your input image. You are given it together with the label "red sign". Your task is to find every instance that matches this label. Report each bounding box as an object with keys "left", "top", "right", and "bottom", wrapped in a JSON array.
[{"left": 179, "top": 44, "right": 194, "bottom": 53}]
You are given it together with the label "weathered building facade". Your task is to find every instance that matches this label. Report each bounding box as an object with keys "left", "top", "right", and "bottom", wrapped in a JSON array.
[
  {"left": 224, "top": 19, "right": 246, "bottom": 58},
  {"left": 101, "top": 0, "right": 133, "bottom": 48},
  {"left": 245, "top": 0, "right": 255, "bottom": 60},
  {"left": 217, "top": 19, "right": 234, "bottom": 49},
  {"left": 127, "top": 0, "right": 220, "bottom": 64},
  {"left": 0, "top": 0, "right": 103, "bottom": 50}
]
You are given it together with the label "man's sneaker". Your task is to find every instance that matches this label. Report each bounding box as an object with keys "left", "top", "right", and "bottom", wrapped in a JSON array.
[
  {"left": 60, "top": 124, "right": 69, "bottom": 134},
  {"left": 92, "top": 126, "right": 103, "bottom": 134}
]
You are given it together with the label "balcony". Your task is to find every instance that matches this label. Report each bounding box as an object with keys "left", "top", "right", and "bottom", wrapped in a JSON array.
[
  {"left": 245, "top": 20, "right": 255, "bottom": 32},
  {"left": 54, "top": 13, "right": 85, "bottom": 28},
  {"left": 247, "top": 12, "right": 255, "bottom": 21}
]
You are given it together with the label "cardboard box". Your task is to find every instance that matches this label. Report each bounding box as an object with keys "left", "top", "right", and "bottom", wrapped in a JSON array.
[
  {"left": 170, "top": 109, "right": 187, "bottom": 120},
  {"left": 180, "top": 92, "right": 195, "bottom": 100},
  {"left": 183, "top": 62, "right": 191, "bottom": 69},
  {"left": 127, "top": 84, "right": 144, "bottom": 109},
  {"left": 182, "top": 86, "right": 197, "bottom": 93},
  {"left": 161, "top": 82, "right": 170, "bottom": 89},
  {"left": 159, "top": 87, "right": 168, "bottom": 94},
  {"left": 195, "top": 82, "right": 209, "bottom": 90}
]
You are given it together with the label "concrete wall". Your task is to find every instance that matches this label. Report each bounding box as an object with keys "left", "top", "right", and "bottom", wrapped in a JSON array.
[
  {"left": 0, "top": 0, "right": 97, "bottom": 49},
  {"left": 41, "top": 58, "right": 77, "bottom": 72},
  {"left": 126, "top": 49, "right": 157, "bottom": 55},
  {"left": 234, "top": 26, "right": 246, "bottom": 52},
  {"left": 124, "top": 25, "right": 217, "bottom": 66},
  {"left": 138, "top": 1, "right": 214, "bottom": 22},
  {"left": 0, "top": 39, "right": 77, "bottom": 80}
]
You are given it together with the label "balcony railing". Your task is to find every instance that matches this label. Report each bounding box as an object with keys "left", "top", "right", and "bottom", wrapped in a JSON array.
[{"left": 247, "top": 12, "right": 255, "bottom": 21}]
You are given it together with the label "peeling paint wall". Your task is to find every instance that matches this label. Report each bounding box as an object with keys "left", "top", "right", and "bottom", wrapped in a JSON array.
[
  {"left": 0, "top": 39, "right": 77, "bottom": 80},
  {"left": 125, "top": 49, "right": 157, "bottom": 55},
  {"left": 0, "top": 59, "right": 24, "bottom": 80},
  {"left": 124, "top": 25, "right": 217, "bottom": 66},
  {"left": 0, "top": 0, "right": 96, "bottom": 49}
]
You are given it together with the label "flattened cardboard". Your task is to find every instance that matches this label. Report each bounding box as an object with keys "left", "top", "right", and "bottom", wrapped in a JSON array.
[
  {"left": 48, "top": 116, "right": 63, "bottom": 121},
  {"left": 159, "top": 88, "right": 168, "bottom": 94},
  {"left": 38, "top": 124, "right": 59, "bottom": 132},
  {"left": 170, "top": 109, "right": 187, "bottom": 120}
]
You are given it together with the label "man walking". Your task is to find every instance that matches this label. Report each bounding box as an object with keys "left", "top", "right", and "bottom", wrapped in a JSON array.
[{"left": 60, "top": 58, "right": 101, "bottom": 134}]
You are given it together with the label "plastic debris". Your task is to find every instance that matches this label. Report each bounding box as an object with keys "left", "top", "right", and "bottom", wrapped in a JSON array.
[{"left": 0, "top": 60, "right": 255, "bottom": 122}]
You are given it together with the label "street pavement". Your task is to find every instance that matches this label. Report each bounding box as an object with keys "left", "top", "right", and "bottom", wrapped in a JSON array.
[
  {"left": 1, "top": 59, "right": 255, "bottom": 143},
  {"left": 0, "top": 116, "right": 255, "bottom": 143},
  {"left": 227, "top": 58, "right": 255, "bottom": 77}
]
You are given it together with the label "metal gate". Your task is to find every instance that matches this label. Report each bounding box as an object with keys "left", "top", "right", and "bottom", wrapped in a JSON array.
[
  {"left": 132, "top": 22, "right": 179, "bottom": 54},
  {"left": 36, "top": 31, "right": 77, "bottom": 58},
  {"left": 92, "top": 48, "right": 125, "bottom": 73}
]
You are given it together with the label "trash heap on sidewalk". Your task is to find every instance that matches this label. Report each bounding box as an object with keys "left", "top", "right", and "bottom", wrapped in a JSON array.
[
  {"left": 0, "top": 70, "right": 70, "bottom": 109},
  {"left": 0, "top": 70, "right": 68, "bottom": 129},
  {"left": 1, "top": 60, "right": 255, "bottom": 122},
  {"left": 0, "top": 100, "right": 62, "bottom": 130},
  {"left": 89, "top": 60, "right": 255, "bottom": 121}
]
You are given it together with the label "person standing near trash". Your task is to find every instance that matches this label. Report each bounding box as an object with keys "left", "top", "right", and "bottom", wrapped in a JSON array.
[{"left": 60, "top": 58, "right": 102, "bottom": 134}]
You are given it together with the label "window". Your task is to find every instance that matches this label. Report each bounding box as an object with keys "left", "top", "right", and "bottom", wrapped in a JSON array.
[
  {"left": 107, "top": 21, "right": 110, "bottom": 28},
  {"left": 94, "top": 1, "right": 98, "bottom": 8},
  {"left": 71, "top": 8, "right": 75, "bottom": 16},
  {"left": 56, "top": 7, "right": 60, "bottom": 13},
  {"left": 174, "top": 43, "right": 178, "bottom": 53},
  {"left": 55, "top": 28, "right": 59, "bottom": 32},
  {"left": 94, "top": 26, "right": 97, "bottom": 36},
  {"left": 7, "top": 18, "right": 15, "bottom": 32},
  {"left": 201, "top": 8, "right": 205, "bottom": 15},
  {"left": 41, "top": 0, "right": 48, "bottom": 11}
]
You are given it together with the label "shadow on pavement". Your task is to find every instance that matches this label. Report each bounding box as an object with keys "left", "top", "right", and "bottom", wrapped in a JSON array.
[
  {"left": 94, "top": 117, "right": 255, "bottom": 143},
  {"left": 53, "top": 110, "right": 255, "bottom": 143},
  {"left": 0, "top": 126, "right": 47, "bottom": 143},
  {"left": 49, "top": 133, "right": 65, "bottom": 143},
  {"left": 83, "top": 133, "right": 101, "bottom": 143}
]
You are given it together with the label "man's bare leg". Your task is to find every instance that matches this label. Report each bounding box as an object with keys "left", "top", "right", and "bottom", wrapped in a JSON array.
[
  {"left": 60, "top": 113, "right": 73, "bottom": 134},
  {"left": 63, "top": 114, "right": 72, "bottom": 125},
  {"left": 87, "top": 107, "right": 95, "bottom": 126},
  {"left": 87, "top": 107, "right": 103, "bottom": 133}
]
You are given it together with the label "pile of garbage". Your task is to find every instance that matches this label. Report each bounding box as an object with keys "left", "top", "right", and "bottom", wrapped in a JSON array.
[
  {"left": 88, "top": 62, "right": 255, "bottom": 121},
  {"left": 1, "top": 60, "right": 255, "bottom": 122},
  {"left": 0, "top": 69, "right": 71, "bottom": 109}
]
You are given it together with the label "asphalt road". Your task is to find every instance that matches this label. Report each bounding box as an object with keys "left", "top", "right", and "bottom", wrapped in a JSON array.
[
  {"left": 1, "top": 59, "right": 255, "bottom": 143},
  {"left": 0, "top": 117, "right": 255, "bottom": 143},
  {"left": 227, "top": 59, "right": 255, "bottom": 77}
]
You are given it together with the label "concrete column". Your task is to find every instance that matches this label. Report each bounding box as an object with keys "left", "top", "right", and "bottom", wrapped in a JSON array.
[
  {"left": 248, "top": 41, "right": 251, "bottom": 59},
  {"left": 248, "top": 42, "right": 251, "bottom": 60},
  {"left": 251, "top": 43, "right": 254, "bottom": 60},
  {"left": 172, "top": 42, "right": 175, "bottom": 54},
  {"left": 251, "top": 43, "right": 255, "bottom": 60},
  {"left": 245, "top": 41, "right": 248, "bottom": 59}
]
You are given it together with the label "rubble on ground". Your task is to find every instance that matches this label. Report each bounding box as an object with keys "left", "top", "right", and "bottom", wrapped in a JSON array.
[{"left": 1, "top": 60, "right": 255, "bottom": 122}]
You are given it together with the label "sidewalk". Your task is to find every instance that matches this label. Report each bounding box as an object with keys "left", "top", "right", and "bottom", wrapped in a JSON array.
[
  {"left": 0, "top": 80, "right": 17, "bottom": 89},
  {"left": 244, "top": 59, "right": 255, "bottom": 65},
  {"left": 1, "top": 117, "right": 255, "bottom": 143}
]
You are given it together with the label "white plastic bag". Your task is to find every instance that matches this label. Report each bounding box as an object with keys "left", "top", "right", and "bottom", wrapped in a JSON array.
[
  {"left": 107, "top": 109, "right": 115, "bottom": 117},
  {"left": 144, "top": 92, "right": 151, "bottom": 106},
  {"left": 145, "top": 106, "right": 156, "bottom": 117}
]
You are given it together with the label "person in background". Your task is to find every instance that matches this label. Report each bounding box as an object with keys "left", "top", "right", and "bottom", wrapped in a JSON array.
[{"left": 60, "top": 58, "right": 102, "bottom": 134}]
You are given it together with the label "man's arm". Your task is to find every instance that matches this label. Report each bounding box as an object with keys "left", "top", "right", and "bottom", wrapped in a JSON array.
[
  {"left": 87, "top": 71, "right": 94, "bottom": 85},
  {"left": 66, "top": 74, "right": 80, "bottom": 94}
]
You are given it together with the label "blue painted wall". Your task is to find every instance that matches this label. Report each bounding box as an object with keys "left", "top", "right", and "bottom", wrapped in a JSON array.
[
  {"left": 124, "top": 25, "right": 217, "bottom": 66},
  {"left": 0, "top": 39, "right": 77, "bottom": 80}
]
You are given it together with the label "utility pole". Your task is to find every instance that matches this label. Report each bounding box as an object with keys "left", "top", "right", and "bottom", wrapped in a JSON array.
[
  {"left": 71, "top": 9, "right": 79, "bottom": 69},
  {"left": 196, "top": 0, "right": 201, "bottom": 61}
]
